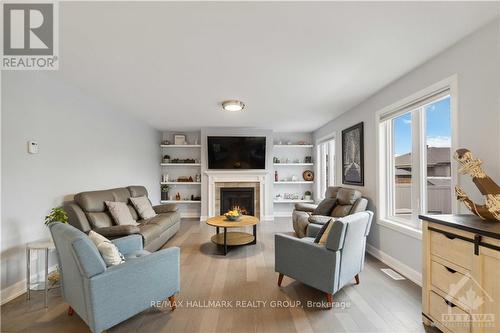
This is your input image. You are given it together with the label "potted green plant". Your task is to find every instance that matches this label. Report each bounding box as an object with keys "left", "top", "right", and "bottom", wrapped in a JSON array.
[
  {"left": 44, "top": 207, "right": 68, "bottom": 226},
  {"left": 161, "top": 184, "right": 170, "bottom": 201},
  {"left": 304, "top": 191, "right": 312, "bottom": 201}
]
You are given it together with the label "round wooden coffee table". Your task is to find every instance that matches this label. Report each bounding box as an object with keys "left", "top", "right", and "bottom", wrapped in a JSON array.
[{"left": 206, "top": 215, "right": 260, "bottom": 255}]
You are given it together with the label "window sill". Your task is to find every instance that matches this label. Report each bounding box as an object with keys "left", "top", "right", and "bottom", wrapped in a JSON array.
[{"left": 377, "top": 218, "right": 422, "bottom": 240}]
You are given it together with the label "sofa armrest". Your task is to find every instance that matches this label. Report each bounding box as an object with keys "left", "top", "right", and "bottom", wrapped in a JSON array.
[
  {"left": 64, "top": 201, "right": 92, "bottom": 233},
  {"left": 308, "top": 215, "right": 332, "bottom": 225},
  {"left": 153, "top": 204, "right": 178, "bottom": 214},
  {"left": 94, "top": 225, "right": 141, "bottom": 238},
  {"left": 294, "top": 203, "right": 317, "bottom": 212},
  {"left": 111, "top": 234, "right": 143, "bottom": 255}
]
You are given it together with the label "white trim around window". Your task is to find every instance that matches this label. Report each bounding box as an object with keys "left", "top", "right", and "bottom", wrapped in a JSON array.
[{"left": 375, "top": 75, "right": 459, "bottom": 240}]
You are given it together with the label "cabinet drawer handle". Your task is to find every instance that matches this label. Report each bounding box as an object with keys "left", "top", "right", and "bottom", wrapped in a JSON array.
[
  {"left": 444, "top": 299, "right": 456, "bottom": 308},
  {"left": 445, "top": 266, "right": 457, "bottom": 274},
  {"left": 445, "top": 234, "right": 456, "bottom": 240}
]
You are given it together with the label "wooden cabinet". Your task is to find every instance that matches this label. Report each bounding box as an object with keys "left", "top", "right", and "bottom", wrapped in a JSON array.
[{"left": 421, "top": 215, "right": 500, "bottom": 333}]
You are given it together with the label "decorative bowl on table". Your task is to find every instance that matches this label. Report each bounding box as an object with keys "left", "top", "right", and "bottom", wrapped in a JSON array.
[{"left": 224, "top": 210, "right": 241, "bottom": 222}]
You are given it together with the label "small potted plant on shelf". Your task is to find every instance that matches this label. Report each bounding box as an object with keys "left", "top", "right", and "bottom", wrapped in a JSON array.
[
  {"left": 304, "top": 191, "right": 312, "bottom": 201},
  {"left": 162, "top": 155, "right": 171, "bottom": 163},
  {"left": 44, "top": 207, "right": 69, "bottom": 226},
  {"left": 161, "top": 184, "right": 170, "bottom": 201}
]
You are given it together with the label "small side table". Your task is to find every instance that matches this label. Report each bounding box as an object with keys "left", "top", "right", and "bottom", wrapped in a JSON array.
[{"left": 26, "top": 241, "right": 55, "bottom": 307}]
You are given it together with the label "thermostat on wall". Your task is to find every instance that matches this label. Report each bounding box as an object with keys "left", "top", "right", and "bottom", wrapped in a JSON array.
[{"left": 28, "top": 141, "right": 39, "bottom": 154}]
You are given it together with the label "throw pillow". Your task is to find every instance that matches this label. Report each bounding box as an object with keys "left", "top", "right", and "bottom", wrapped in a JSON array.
[
  {"left": 314, "top": 219, "right": 332, "bottom": 243},
  {"left": 312, "top": 198, "right": 337, "bottom": 216},
  {"left": 318, "top": 221, "right": 335, "bottom": 245},
  {"left": 331, "top": 205, "right": 352, "bottom": 217},
  {"left": 88, "top": 230, "right": 125, "bottom": 266},
  {"left": 130, "top": 196, "right": 157, "bottom": 219},
  {"left": 104, "top": 201, "right": 138, "bottom": 226}
]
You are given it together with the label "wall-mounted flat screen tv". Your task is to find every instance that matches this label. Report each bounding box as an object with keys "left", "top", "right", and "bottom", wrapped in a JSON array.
[{"left": 207, "top": 136, "right": 266, "bottom": 169}]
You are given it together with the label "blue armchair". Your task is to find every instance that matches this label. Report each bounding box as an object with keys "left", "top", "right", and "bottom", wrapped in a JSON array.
[
  {"left": 49, "top": 222, "right": 180, "bottom": 333},
  {"left": 275, "top": 211, "right": 373, "bottom": 307}
]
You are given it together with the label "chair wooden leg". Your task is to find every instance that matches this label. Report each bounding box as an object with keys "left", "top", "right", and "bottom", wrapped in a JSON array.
[
  {"left": 355, "top": 274, "right": 360, "bottom": 285},
  {"left": 277, "top": 273, "right": 284, "bottom": 287},
  {"left": 326, "top": 293, "right": 333, "bottom": 309},
  {"left": 168, "top": 295, "right": 176, "bottom": 311},
  {"left": 67, "top": 306, "right": 74, "bottom": 316}
]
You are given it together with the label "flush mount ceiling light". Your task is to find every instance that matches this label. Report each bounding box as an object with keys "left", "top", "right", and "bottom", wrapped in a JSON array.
[{"left": 222, "top": 100, "right": 245, "bottom": 112}]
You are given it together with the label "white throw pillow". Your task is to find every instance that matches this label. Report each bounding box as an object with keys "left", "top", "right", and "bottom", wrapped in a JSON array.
[
  {"left": 104, "top": 201, "right": 138, "bottom": 226},
  {"left": 88, "top": 230, "right": 125, "bottom": 266},
  {"left": 130, "top": 196, "right": 157, "bottom": 220}
]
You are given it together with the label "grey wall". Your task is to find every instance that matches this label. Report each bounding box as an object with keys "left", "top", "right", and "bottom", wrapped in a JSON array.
[
  {"left": 314, "top": 19, "right": 500, "bottom": 278},
  {"left": 1, "top": 71, "right": 161, "bottom": 302}
]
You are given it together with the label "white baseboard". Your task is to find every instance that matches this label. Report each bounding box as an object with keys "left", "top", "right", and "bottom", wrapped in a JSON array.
[
  {"left": 366, "top": 243, "right": 422, "bottom": 286},
  {"left": 200, "top": 216, "right": 208, "bottom": 222},
  {"left": 1, "top": 264, "right": 58, "bottom": 305},
  {"left": 180, "top": 212, "right": 201, "bottom": 219},
  {"left": 273, "top": 212, "right": 292, "bottom": 218}
]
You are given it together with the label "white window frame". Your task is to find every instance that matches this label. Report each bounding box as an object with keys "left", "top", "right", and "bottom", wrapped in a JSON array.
[
  {"left": 376, "top": 75, "right": 459, "bottom": 240},
  {"left": 315, "top": 136, "right": 335, "bottom": 200}
]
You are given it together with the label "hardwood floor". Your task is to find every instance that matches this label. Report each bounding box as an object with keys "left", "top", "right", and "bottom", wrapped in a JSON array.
[{"left": 1, "top": 218, "right": 439, "bottom": 333}]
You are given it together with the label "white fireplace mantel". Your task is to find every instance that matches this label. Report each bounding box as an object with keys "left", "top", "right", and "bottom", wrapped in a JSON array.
[{"left": 204, "top": 170, "right": 268, "bottom": 220}]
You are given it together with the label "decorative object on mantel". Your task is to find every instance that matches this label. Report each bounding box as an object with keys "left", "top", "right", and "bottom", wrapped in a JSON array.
[
  {"left": 303, "top": 170, "right": 314, "bottom": 181},
  {"left": 454, "top": 148, "right": 500, "bottom": 221},
  {"left": 174, "top": 134, "right": 186, "bottom": 145},
  {"left": 342, "top": 122, "right": 364, "bottom": 186},
  {"left": 161, "top": 184, "right": 170, "bottom": 201}
]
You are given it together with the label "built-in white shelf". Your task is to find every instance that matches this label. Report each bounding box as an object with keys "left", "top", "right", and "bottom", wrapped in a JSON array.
[
  {"left": 273, "top": 199, "right": 314, "bottom": 204},
  {"left": 160, "top": 144, "right": 201, "bottom": 148},
  {"left": 161, "top": 200, "right": 201, "bottom": 204},
  {"left": 161, "top": 163, "right": 201, "bottom": 166},
  {"left": 274, "top": 144, "right": 314, "bottom": 148},
  {"left": 161, "top": 182, "right": 201, "bottom": 185},
  {"left": 274, "top": 181, "right": 314, "bottom": 184},
  {"left": 273, "top": 163, "right": 314, "bottom": 166}
]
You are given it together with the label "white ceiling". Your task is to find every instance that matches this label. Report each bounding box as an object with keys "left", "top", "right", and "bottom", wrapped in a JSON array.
[{"left": 57, "top": 2, "right": 499, "bottom": 132}]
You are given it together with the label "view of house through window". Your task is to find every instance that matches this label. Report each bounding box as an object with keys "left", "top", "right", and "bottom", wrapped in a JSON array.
[{"left": 382, "top": 92, "right": 452, "bottom": 226}]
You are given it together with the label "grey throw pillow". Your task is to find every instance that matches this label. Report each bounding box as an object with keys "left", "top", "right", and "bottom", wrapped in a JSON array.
[
  {"left": 130, "top": 196, "right": 157, "bottom": 220},
  {"left": 313, "top": 198, "right": 337, "bottom": 216},
  {"left": 104, "top": 201, "right": 138, "bottom": 226}
]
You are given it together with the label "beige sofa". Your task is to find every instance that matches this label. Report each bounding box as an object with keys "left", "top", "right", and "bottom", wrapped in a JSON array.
[
  {"left": 292, "top": 186, "right": 368, "bottom": 238},
  {"left": 64, "top": 185, "right": 180, "bottom": 251}
]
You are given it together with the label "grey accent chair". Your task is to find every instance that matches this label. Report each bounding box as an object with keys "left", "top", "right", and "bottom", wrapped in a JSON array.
[
  {"left": 275, "top": 211, "right": 373, "bottom": 307},
  {"left": 292, "top": 186, "right": 368, "bottom": 238},
  {"left": 64, "top": 186, "right": 180, "bottom": 252},
  {"left": 49, "top": 222, "right": 180, "bottom": 333}
]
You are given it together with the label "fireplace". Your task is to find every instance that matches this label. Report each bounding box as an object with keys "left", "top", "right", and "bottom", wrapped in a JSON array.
[{"left": 220, "top": 187, "right": 255, "bottom": 216}]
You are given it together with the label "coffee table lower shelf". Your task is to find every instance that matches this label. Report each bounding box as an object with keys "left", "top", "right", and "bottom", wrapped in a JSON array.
[{"left": 211, "top": 232, "right": 255, "bottom": 246}]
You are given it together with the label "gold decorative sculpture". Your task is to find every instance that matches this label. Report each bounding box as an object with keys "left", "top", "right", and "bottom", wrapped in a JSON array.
[{"left": 454, "top": 148, "right": 500, "bottom": 221}]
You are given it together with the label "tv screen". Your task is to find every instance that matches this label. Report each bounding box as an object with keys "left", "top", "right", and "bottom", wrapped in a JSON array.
[{"left": 207, "top": 136, "right": 266, "bottom": 169}]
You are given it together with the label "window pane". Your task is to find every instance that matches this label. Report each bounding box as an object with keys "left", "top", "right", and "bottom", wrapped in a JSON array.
[
  {"left": 425, "top": 96, "right": 452, "bottom": 214},
  {"left": 393, "top": 112, "right": 413, "bottom": 220}
]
